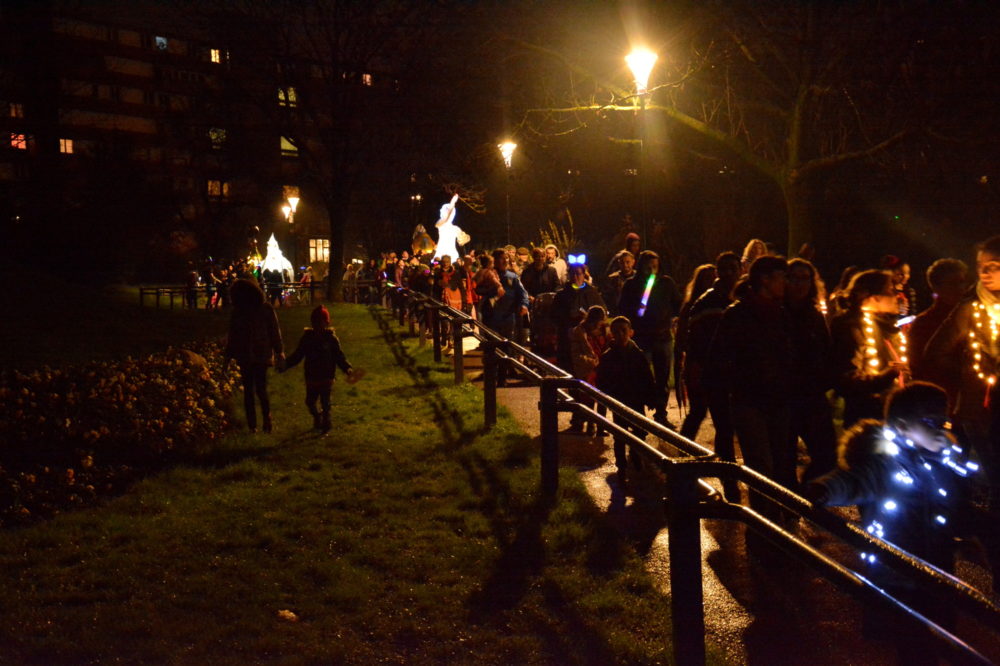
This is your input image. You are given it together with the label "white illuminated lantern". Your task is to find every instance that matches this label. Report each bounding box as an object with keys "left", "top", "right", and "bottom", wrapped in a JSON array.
[
  {"left": 260, "top": 233, "right": 294, "bottom": 282},
  {"left": 432, "top": 194, "right": 469, "bottom": 262}
]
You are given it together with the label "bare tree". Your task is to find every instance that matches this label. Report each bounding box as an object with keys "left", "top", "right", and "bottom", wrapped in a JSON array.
[{"left": 509, "top": 1, "right": 993, "bottom": 253}]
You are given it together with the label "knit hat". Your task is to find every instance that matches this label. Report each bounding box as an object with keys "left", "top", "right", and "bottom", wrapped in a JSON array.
[{"left": 311, "top": 305, "right": 330, "bottom": 328}]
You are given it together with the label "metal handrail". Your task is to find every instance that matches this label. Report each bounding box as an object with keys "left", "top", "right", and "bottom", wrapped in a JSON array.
[{"left": 383, "top": 285, "right": 1000, "bottom": 665}]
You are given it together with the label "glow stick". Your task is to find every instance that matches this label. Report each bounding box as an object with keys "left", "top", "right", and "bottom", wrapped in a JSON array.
[{"left": 637, "top": 274, "right": 655, "bottom": 317}]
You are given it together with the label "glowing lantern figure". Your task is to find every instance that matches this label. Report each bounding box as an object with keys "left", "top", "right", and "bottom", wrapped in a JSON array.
[
  {"left": 260, "top": 233, "right": 294, "bottom": 282},
  {"left": 432, "top": 194, "right": 469, "bottom": 262}
]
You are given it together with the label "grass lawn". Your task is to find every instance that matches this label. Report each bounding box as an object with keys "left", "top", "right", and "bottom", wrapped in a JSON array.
[{"left": 0, "top": 299, "right": 680, "bottom": 664}]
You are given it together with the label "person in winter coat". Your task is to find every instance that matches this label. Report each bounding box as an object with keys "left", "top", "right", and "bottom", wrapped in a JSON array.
[
  {"left": 597, "top": 316, "right": 663, "bottom": 485},
  {"left": 925, "top": 235, "right": 1000, "bottom": 516},
  {"left": 681, "top": 251, "right": 741, "bottom": 499},
  {"left": 544, "top": 243, "right": 568, "bottom": 284},
  {"left": 224, "top": 278, "right": 285, "bottom": 433},
  {"left": 708, "top": 256, "right": 795, "bottom": 523},
  {"left": 803, "top": 382, "right": 980, "bottom": 664},
  {"left": 831, "top": 270, "right": 909, "bottom": 429},
  {"left": 475, "top": 249, "right": 529, "bottom": 386},
  {"left": 617, "top": 250, "right": 683, "bottom": 427},
  {"left": 785, "top": 258, "right": 838, "bottom": 481},
  {"left": 520, "top": 247, "right": 560, "bottom": 300},
  {"left": 568, "top": 305, "right": 609, "bottom": 434},
  {"left": 908, "top": 258, "right": 968, "bottom": 386},
  {"left": 602, "top": 250, "right": 636, "bottom": 316},
  {"left": 283, "top": 305, "right": 355, "bottom": 433},
  {"left": 552, "top": 261, "right": 605, "bottom": 373}
]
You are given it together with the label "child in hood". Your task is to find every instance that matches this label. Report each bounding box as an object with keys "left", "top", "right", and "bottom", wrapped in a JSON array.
[
  {"left": 284, "top": 305, "right": 357, "bottom": 432},
  {"left": 804, "top": 382, "right": 985, "bottom": 662}
]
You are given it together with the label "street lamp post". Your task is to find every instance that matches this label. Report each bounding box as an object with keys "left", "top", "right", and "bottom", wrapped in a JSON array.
[
  {"left": 498, "top": 141, "right": 517, "bottom": 246},
  {"left": 626, "top": 48, "right": 657, "bottom": 244},
  {"left": 282, "top": 195, "right": 300, "bottom": 279}
]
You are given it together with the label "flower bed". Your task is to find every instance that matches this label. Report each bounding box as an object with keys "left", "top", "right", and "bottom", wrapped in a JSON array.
[{"left": 0, "top": 341, "right": 239, "bottom": 526}]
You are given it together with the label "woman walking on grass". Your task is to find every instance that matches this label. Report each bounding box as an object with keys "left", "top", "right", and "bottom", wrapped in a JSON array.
[{"left": 225, "top": 279, "right": 285, "bottom": 433}]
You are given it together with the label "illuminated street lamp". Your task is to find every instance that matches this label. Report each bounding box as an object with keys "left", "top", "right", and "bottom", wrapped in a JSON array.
[
  {"left": 498, "top": 141, "right": 517, "bottom": 244},
  {"left": 625, "top": 48, "right": 657, "bottom": 242},
  {"left": 626, "top": 47, "right": 658, "bottom": 96},
  {"left": 282, "top": 193, "right": 301, "bottom": 278}
]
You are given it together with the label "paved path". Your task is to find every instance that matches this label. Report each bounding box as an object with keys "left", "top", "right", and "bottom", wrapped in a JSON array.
[{"left": 452, "top": 339, "right": 999, "bottom": 663}]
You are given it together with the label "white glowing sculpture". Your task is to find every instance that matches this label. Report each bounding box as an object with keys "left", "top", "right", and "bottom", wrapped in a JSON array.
[
  {"left": 432, "top": 194, "right": 469, "bottom": 262},
  {"left": 260, "top": 233, "right": 294, "bottom": 282}
]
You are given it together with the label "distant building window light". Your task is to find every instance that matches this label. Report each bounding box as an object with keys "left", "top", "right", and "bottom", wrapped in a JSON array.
[
  {"left": 309, "top": 238, "right": 330, "bottom": 263},
  {"left": 10, "top": 133, "right": 27, "bottom": 150},
  {"left": 60, "top": 138, "right": 74, "bottom": 154},
  {"left": 280, "top": 136, "right": 298, "bottom": 157},
  {"left": 9, "top": 103, "right": 24, "bottom": 118},
  {"left": 362, "top": 73, "right": 373, "bottom": 86},
  {"left": 155, "top": 36, "right": 168, "bottom": 51},
  {"left": 278, "top": 87, "right": 297, "bottom": 107},
  {"left": 208, "top": 127, "right": 227, "bottom": 149},
  {"left": 207, "top": 179, "right": 230, "bottom": 198},
  {"left": 210, "top": 48, "right": 225, "bottom": 64}
]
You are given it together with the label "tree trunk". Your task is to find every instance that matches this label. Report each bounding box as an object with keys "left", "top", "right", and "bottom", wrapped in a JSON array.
[
  {"left": 323, "top": 183, "right": 350, "bottom": 302},
  {"left": 782, "top": 176, "right": 815, "bottom": 257}
]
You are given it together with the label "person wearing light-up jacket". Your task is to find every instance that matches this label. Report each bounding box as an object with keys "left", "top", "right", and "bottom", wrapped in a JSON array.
[
  {"left": 831, "top": 269, "right": 910, "bottom": 429},
  {"left": 804, "top": 382, "right": 980, "bottom": 664}
]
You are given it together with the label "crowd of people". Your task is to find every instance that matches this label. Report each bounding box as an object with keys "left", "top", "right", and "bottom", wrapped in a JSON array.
[
  {"left": 220, "top": 227, "right": 1000, "bottom": 650},
  {"left": 185, "top": 258, "right": 317, "bottom": 310},
  {"left": 371, "top": 233, "right": 1000, "bottom": 609}
]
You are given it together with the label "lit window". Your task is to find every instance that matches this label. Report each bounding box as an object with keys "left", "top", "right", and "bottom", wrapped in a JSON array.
[
  {"left": 60, "top": 139, "right": 73, "bottom": 154},
  {"left": 280, "top": 136, "right": 298, "bottom": 157},
  {"left": 362, "top": 73, "right": 373, "bottom": 86},
  {"left": 9, "top": 103, "right": 23, "bottom": 118},
  {"left": 10, "top": 133, "right": 27, "bottom": 150},
  {"left": 208, "top": 127, "right": 226, "bottom": 149},
  {"left": 155, "top": 36, "right": 168, "bottom": 51},
  {"left": 278, "top": 87, "right": 297, "bottom": 107},
  {"left": 209, "top": 48, "right": 227, "bottom": 64},
  {"left": 206, "top": 179, "right": 230, "bottom": 198},
  {"left": 309, "top": 238, "right": 330, "bottom": 263}
]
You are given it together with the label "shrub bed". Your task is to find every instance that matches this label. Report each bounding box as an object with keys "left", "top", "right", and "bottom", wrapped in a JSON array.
[{"left": 0, "top": 340, "right": 238, "bottom": 526}]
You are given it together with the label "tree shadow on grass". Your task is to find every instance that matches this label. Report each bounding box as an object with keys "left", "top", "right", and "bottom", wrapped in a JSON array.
[{"left": 370, "top": 307, "right": 642, "bottom": 658}]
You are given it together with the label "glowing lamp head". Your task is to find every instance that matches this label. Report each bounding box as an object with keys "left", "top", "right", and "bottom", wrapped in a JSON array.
[
  {"left": 281, "top": 204, "right": 292, "bottom": 220},
  {"left": 498, "top": 142, "right": 517, "bottom": 169},
  {"left": 287, "top": 196, "right": 300, "bottom": 213},
  {"left": 626, "top": 48, "right": 658, "bottom": 95}
]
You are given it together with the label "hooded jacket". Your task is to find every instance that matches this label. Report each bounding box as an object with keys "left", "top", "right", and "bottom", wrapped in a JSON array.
[
  {"left": 285, "top": 328, "right": 352, "bottom": 384},
  {"left": 808, "top": 421, "right": 974, "bottom": 581}
]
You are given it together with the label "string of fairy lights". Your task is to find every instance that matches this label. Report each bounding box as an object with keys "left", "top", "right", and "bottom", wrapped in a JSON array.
[{"left": 969, "top": 301, "right": 999, "bottom": 390}]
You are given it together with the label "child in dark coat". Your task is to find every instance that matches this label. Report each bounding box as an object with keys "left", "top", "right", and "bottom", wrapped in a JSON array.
[
  {"left": 804, "top": 382, "right": 982, "bottom": 663},
  {"left": 596, "top": 316, "right": 663, "bottom": 484},
  {"left": 284, "top": 305, "right": 355, "bottom": 432}
]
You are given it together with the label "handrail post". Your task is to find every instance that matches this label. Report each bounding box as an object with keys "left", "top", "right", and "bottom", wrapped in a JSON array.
[
  {"left": 665, "top": 461, "right": 706, "bottom": 666},
  {"left": 453, "top": 319, "right": 465, "bottom": 384},
  {"left": 540, "top": 379, "right": 560, "bottom": 499},
  {"left": 483, "top": 340, "right": 497, "bottom": 429},
  {"left": 431, "top": 305, "right": 442, "bottom": 363},
  {"left": 418, "top": 300, "right": 428, "bottom": 348}
]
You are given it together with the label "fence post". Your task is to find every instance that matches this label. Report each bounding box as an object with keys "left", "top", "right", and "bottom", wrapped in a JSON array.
[
  {"left": 540, "top": 379, "right": 560, "bottom": 499},
  {"left": 665, "top": 461, "right": 706, "bottom": 666},
  {"left": 397, "top": 290, "right": 405, "bottom": 326},
  {"left": 453, "top": 320, "right": 465, "bottom": 385},
  {"left": 483, "top": 340, "right": 497, "bottom": 429},
  {"left": 431, "top": 305, "right": 442, "bottom": 363}
]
